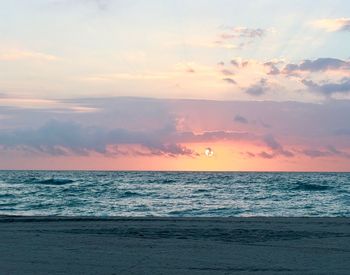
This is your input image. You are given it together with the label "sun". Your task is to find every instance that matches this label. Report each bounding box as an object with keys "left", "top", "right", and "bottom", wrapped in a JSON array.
[{"left": 204, "top": 147, "right": 214, "bottom": 157}]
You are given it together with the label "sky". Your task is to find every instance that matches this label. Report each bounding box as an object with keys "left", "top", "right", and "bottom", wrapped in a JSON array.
[{"left": 1, "top": 0, "right": 350, "bottom": 171}]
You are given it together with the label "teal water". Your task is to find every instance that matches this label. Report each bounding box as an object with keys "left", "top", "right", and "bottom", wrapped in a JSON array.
[{"left": 0, "top": 171, "right": 349, "bottom": 216}]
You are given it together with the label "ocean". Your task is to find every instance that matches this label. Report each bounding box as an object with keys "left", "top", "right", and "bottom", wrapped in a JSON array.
[{"left": 0, "top": 171, "right": 349, "bottom": 217}]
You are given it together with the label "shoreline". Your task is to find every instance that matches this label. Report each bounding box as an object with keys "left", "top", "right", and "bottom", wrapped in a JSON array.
[
  {"left": 2, "top": 170, "right": 350, "bottom": 173},
  {"left": 1, "top": 215, "right": 350, "bottom": 222},
  {"left": 0, "top": 216, "right": 349, "bottom": 274}
]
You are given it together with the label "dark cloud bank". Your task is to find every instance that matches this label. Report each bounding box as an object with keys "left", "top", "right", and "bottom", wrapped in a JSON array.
[{"left": 1, "top": 97, "right": 350, "bottom": 159}]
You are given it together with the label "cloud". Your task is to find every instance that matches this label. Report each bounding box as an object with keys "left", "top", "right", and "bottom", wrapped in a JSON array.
[
  {"left": 282, "top": 58, "right": 350, "bottom": 74},
  {"left": 234, "top": 114, "right": 248, "bottom": 124},
  {"left": 0, "top": 113, "right": 260, "bottom": 158},
  {"left": 264, "top": 61, "right": 280, "bottom": 75},
  {"left": 334, "top": 128, "right": 350, "bottom": 136},
  {"left": 302, "top": 145, "right": 350, "bottom": 159},
  {"left": 259, "top": 120, "right": 271, "bottom": 129},
  {"left": 221, "top": 68, "right": 237, "bottom": 85},
  {"left": 216, "top": 56, "right": 350, "bottom": 98},
  {"left": 0, "top": 96, "right": 97, "bottom": 112},
  {"left": 220, "top": 27, "right": 266, "bottom": 39},
  {"left": 0, "top": 119, "right": 198, "bottom": 158},
  {"left": 230, "top": 60, "right": 240, "bottom": 67},
  {"left": 84, "top": 72, "right": 171, "bottom": 81},
  {"left": 186, "top": 67, "right": 196, "bottom": 73},
  {"left": 174, "top": 130, "right": 258, "bottom": 144},
  {"left": 252, "top": 142, "right": 350, "bottom": 160},
  {"left": 220, "top": 57, "right": 350, "bottom": 91},
  {"left": 243, "top": 151, "right": 256, "bottom": 158},
  {"left": 257, "top": 151, "right": 275, "bottom": 159},
  {"left": 262, "top": 135, "right": 294, "bottom": 157},
  {"left": 222, "top": 78, "right": 237, "bottom": 85},
  {"left": 211, "top": 41, "right": 239, "bottom": 49},
  {"left": 302, "top": 78, "right": 350, "bottom": 96},
  {"left": 213, "top": 27, "right": 269, "bottom": 50},
  {"left": 245, "top": 78, "right": 270, "bottom": 96},
  {"left": 302, "top": 148, "right": 330, "bottom": 158},
  {"left": 221, "top": 69, "right": 234, "bottom": 76},
  {"left": 244, "top": 135, "right": 293, "bottom": 159},
  {"left": 312, "top": 18, "right": 350, "bottom": 32},
  {"left": 263, "top": 134, "right": 282, "bottom": 150},
  {"left": 0, "top": 49, "right": 58, "bottom": 61},
  {"left": 2, "top": 97, "right": 350, "bottom": 165},
  {"left": 66, "top": 97, "right": 350, "bottom": 142}
]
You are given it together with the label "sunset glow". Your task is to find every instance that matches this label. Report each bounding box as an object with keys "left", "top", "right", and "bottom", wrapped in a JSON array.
[{"left": 1, "top": 0, "right": 350, "bottom": 171}]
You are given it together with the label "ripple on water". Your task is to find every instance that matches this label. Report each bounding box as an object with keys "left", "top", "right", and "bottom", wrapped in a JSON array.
[
  {"left": 0, "top": 171, "right": 348, "bottom": 216},
  {"left": 292, "top": 181, "right": 332, "bottom": 191}
]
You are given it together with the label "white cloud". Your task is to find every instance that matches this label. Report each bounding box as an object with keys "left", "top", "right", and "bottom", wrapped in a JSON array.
[
  {"left": 312, "top": 18, "right": 350, "bottom": 32},
  {"left": 0, "top": 49, "right": 58, "bottom": 61}
]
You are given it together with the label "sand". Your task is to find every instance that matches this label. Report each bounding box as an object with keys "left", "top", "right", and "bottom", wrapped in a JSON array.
[{"left": 0, "top": 217, "right": 349, "bottom": 274}]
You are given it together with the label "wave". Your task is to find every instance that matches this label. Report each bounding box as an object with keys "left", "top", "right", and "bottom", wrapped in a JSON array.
[
  {"left": 0, "top": 171, "right": 348, "bottom": 217},
  {"left": 119, "top": 191, "right": 144, "bottom": 198},
  {"left": 293, "top": 182, "right": 331, "bottom": 191},
  {"left": 146, "top": 178, "right": 177, "bottom": 184},
  {"left": 27, "top": 178, "right": 75, "bottom": 185},
  {"left": 193, "top": 188, "right": 209, "bottom": 193},
  {"left": 0, "top": 194, "right": 16, "bottom": 199},
  {"left": 161, "top": 179, "right": 177, "bottom": 183}
]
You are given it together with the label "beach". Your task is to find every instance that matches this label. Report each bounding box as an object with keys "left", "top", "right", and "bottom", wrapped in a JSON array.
[{"left": 0, "top": 217, "right": 349, "bottom": 274}]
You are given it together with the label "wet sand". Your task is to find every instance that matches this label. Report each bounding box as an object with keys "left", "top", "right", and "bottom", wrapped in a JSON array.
[{"left": 0, "top": 217, "right": 349, "bottom": 274}]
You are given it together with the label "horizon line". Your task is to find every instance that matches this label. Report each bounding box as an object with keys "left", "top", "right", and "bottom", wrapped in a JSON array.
[{"left": 1, "top": 169, "right": 349, "bottom": 173}]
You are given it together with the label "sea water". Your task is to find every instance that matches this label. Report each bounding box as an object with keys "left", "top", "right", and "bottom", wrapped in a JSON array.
[{"left": 0, "top": 171, "right": 349, "bottom": 216}]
